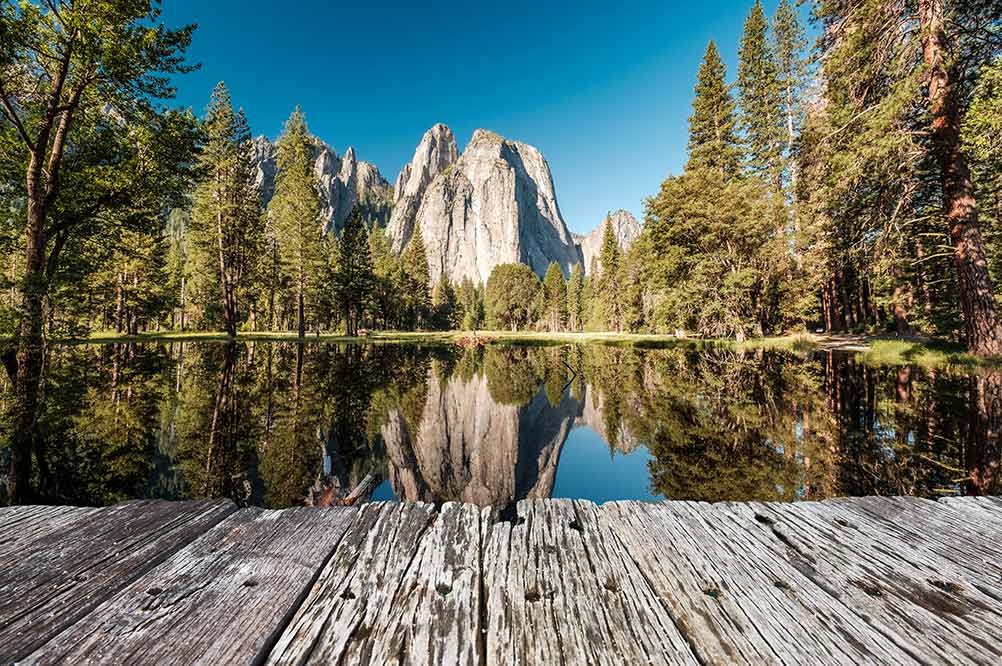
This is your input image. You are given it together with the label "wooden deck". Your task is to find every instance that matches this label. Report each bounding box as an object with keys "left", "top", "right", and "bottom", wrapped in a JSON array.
[{"left": 2, "top": 496, "right": 1001, "bottom": 664}]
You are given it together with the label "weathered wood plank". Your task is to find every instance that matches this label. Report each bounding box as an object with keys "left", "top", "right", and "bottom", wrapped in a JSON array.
[
  {"left": 0, "top": 505, "right": 98, "bottom": 561},
  {"left": 939, "top": 495, "right": 1002, "bottom": 531},
  {"left": 840, "top": 496, "right": 1002, "bottom": 548},
  {"left": 0, "top": 499, "right": 235, "bottom": 661},
  {"left": 601, "top": 500, "right": 918, "bottom": 665},
  {"left": 3, "top": 495, "right": 1001, "bottom": 664},
  {"left": 823, "top": 496, "right": 1002, "bottom": 598},
  {"left": 267, "top": 501, "right": 480, "bottom": 665},
  {"left": 25, "top": 506, "right": 357, "bottom": 665},
  {"left": 740, "top": 500, "right": 1002, "bottom": 664},
  {"left": 481, "top": 499, "right": 699, "bottom": 665}
]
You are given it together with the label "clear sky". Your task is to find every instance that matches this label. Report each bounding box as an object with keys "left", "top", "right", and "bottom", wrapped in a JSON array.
[{"left": 160, "top": 0, "right": 811, "bottom": 234}]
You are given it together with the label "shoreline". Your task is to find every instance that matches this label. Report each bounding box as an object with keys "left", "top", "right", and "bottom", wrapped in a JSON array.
[{"left": 58, "top": 330, "right": 998, "bottom": 367}]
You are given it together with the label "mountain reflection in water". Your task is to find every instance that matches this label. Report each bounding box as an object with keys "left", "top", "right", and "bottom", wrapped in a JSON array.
[{"left": 0, "top": 342, "right": 998, "bottom": 508}]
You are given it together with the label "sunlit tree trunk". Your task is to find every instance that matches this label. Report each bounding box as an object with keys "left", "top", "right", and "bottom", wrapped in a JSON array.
[{"left": 920, "top": 0, "right": 1002, "bottom": 356}]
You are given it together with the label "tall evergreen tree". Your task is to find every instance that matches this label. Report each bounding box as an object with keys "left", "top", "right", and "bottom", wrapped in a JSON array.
[
  {"left": 268, "top": 107, "right": 323, "bottom": 337},
  {"left": 333, "top": 209, "right": 374, "bottom": 337},
  {"left": 401, "top": 231, "right": 430, "bottom": 329},
  {"left": 566, "top": 263, "right": 585, "bottom": 332},
  {"left": 687, "top": 42, "right": 743, "bottom": 179},
  {"left": 598, "top": 220, "right": 624, "bottom": 331},
  {"left": 432, "top": 275, "right": 459, "bottom": 330},
  {"left": 458, "top": 277, "right": 484, "bottom": 330},
  {"left": 542, "top": 261, "right": 567, "bottom": 332},
  {"left": 810, "top": 0, "right": 1002, "bottom": 354},
  {"left": 485, "top": 264, "right": 541, "bottom": 331},
  {"left": 368, "top": 228, "right": 400, "bottom": 329},
  {"left": 190, "top": 84, "right": 262, "bottom": 337},
  {"left": 772, "top": 0, "right": 808, "bottom": 200},
  {"left": 737, "top": 0, "right": 783, "bottom": 187}
]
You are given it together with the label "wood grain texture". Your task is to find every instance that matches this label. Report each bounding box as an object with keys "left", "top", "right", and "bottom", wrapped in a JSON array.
[
  {"left": 0, "top": 499, "right": 235, "bottom": 662},
  {"left": 739, "top": 499, "right": 1002, "bottom": 664},
  {"left": 3, "top": 495, "right": 1002, "bottom": 665},
  {"left": 481, "top": 499, "right": 699, "bottom": 665},
  {"left": 601, "top": 500, "right": 918, "bottom": 665},
  {"left": 0, "top": 505, "right": 98, "bottom": 561},
  {"left": 268, "top": 501, "right": 482, "bottom": 665},
  {"left": 25, "top": 506, "right": 356, "bottom": 665},
  {"left": 825, "top": 496, "right": 1002, "bottom": 598}
]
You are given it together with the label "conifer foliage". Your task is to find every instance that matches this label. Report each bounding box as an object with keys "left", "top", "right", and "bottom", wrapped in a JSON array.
[
  {"left": 189, "top": 83, "right": 263, "bottom": 337},
  {"left": 687, "top": 42, "right": 742, "bottom": 179},
  {"left": 333, "top": 209, "right": 375, "bottom": 337},
  {"left": 269, "top": 107, "right": 324, "bottom": 337},
  {"left": 542, "top": 262, "right": 567, "bottom": 332},
  {"left": 737, "top": 0, "right": 783, "bottom": 188}
]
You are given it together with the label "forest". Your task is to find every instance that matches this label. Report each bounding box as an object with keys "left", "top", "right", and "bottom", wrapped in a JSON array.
[
  {"left": 2, "top": 1, "right": 1001, "bottom": 349},
  {"left": 1, "top": 2, "right": 1000, "bottom": 500}
]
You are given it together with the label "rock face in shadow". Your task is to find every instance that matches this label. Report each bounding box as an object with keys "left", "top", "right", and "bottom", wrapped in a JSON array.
[
  {"left": 573, "top": 209, "right": 642, "bottom": 275},
  {"left": 387, "top": 126, "right": 582, "bottom": 283},
  {"left": 380, "top": 369, "right": 639, "bottom": 505},
  {"left": 252, "top": 135, "right": 392, "bottom": 234}
]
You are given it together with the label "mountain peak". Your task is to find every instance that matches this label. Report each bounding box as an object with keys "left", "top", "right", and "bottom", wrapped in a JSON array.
[
  {"left": 387, "top": 126, "right": 578, "bottom": 283},
  {"left": 577, "top": 210, "right": 642, "bottom": 274}
]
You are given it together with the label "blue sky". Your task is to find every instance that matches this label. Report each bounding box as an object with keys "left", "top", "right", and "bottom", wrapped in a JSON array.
[{"left": 161, "top": 0, "right": 812, "bottom": 234}]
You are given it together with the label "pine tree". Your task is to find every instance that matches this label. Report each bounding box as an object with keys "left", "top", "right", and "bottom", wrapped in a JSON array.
[
  {"left": 542, "top": 262, "right": 567, "bottom": 332},
  {"left": 485, "top": 264, "right": 541, "bottom": 331},
  {"left": 566, "top": 263, "right": 584, "bottom": 332},
  {"left": 401, "top": 232, "right": 431, "bottom": 329},
  {"left": 458, "top": 277, "right": 484, "bottom": 330},
  {"left": 808, "top": 0, "right": 1002, "bottom": 353},
  {"left": 432, "top": 275, "right": 459, "bottom": 330},
  {"left": 189, "top": 83, "right": 263, "bottom": 337},
  {"left": 268, "top": 107, "right": 324, "bottom": 337},
  {"left": 772, "top": 0, "right": 808, "bottom": 200},
  {"left": 737, "top": 0, "right": 783, "bottom": 187},
  {"left": 368, "top": 228, "right": 400, "bottom": 329},
  {"left": 333, "top": 209, "right": 375, "bottom": 336},
  {"left": 687, "top": 42, "right": 743, "bottom": 179},
  {"left": 598, "top": 220, "right": 623, "bottom": 331},
  {"left": 619, "top": 247, "right": 645, "bottom": 333}
]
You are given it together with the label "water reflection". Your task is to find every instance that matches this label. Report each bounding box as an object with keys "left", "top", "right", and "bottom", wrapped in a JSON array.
[{"left": 0, "top": 342, "right": 998, "bottom": 507}]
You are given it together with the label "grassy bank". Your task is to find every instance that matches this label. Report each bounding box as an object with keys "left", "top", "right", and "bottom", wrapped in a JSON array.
[{"left": 74, "top": 329, "right": 998, "bottom": 367}]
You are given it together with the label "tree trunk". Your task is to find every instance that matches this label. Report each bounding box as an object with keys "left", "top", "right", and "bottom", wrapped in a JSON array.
[
  {"left": 115, "top": 271, "right": 125, "bottom": 333},
  {"left": 920, "top": 0, "right": 1002, "bottom": 356},
  {"left": 180, "top": 273, "right": 187, "bottom": 331},
  {"left": 297, "top": 274, "right": 306, "bottom": 338},
  {"left": 216, "top": 206, "right": 237, "bottom": 338},
  {"left": 964, "top": 370, "right": 1001, "bottom": 495},
  {"left": 9, "top": 206, "right": 47, "bottom": 502}
]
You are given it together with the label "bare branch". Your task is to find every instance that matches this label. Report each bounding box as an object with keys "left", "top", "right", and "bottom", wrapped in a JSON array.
[{"left": 0, "top": 81, "right": 34, "bottom": 149}]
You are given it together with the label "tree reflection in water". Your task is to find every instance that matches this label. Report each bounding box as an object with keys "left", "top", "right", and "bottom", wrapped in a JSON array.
[{"left": 1, "top": 342, "right": 998, "bottom": 507}]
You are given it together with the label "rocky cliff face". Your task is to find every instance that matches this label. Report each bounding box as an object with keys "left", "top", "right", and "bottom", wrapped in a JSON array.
[
  {"left": 387, "top": 124, "right": 459, "bottom": 250},
  {"left": 252, "top": 135, "right": 392, "bottom": 234},
  {"left": 387, "top": 126, "right": 582, "bottom": 283},
  {"left": 573, "top": 209, "right": 642, "bottom": 275}
]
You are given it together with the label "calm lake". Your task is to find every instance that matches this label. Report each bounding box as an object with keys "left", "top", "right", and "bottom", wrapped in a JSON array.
[{"left": 0, "top": 341, "right": 998, "bottom": 508}]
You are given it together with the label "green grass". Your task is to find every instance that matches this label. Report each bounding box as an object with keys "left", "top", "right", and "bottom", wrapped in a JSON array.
[
  {"left": 66, "top": 329, "right": 1002, "bottom": 367},
  {"left": 855, "top": 338, "right": 995, "bottom": 369}
]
